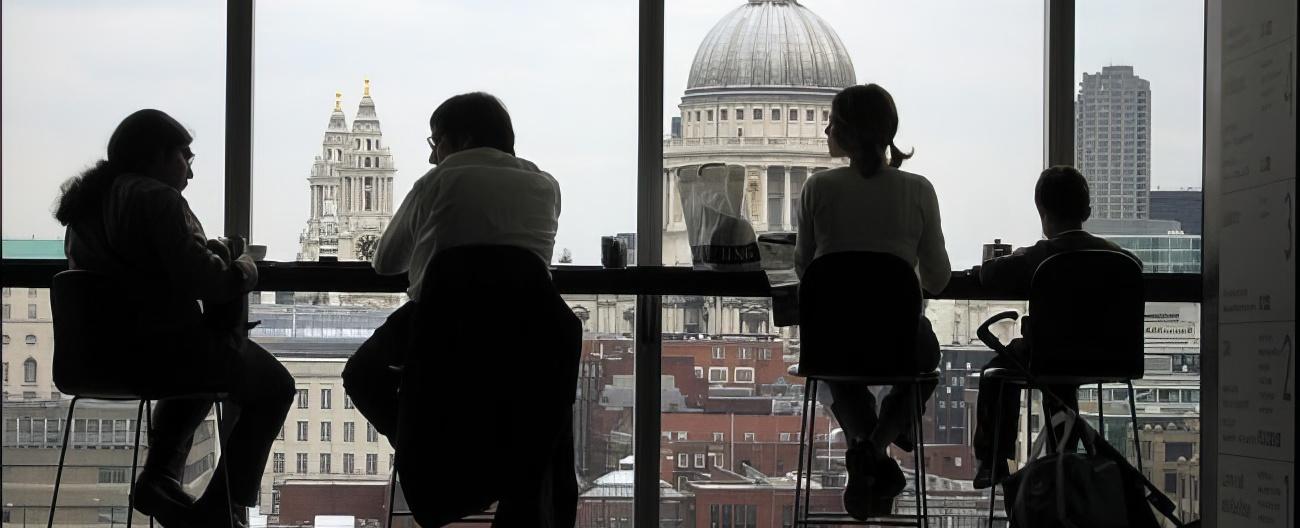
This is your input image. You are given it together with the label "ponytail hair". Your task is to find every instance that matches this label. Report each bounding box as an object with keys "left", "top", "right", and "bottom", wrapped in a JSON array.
[
  {"left": 55, "top": 109, "right": 191, "bottom": 225},
  {"left": 830, "top": 84, "right": 913, "bottom": 178}
]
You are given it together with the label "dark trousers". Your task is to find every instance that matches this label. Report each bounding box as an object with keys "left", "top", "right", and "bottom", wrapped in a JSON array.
[
  {"left": 972, "top": 338, "right": 1079, "bottom": 463},
  {"left": 144, "top": 340, "right": 295, "bottom": 506},
  {"left": 824, "top": 317, "right": 941, "bottom": 447},
  {"left": 343, "top": 301, "right": 579, "bottom": 527}
]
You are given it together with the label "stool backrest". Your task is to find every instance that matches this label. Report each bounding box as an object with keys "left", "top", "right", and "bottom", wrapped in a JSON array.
[
  {"left": 1026, "top": 249, "right": 1144, "bottom": 379},
  {"left": 798, "top": 251, "right": 921, "bottom": 377},
  {"left": 412, "top": 245, "right": 581, "bottom": 407},
  {"left": 51, "top": 269, "right": 131, "bottom": 397}
]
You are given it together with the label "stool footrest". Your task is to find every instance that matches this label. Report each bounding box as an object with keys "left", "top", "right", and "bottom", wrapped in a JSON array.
[{"left": 800, "top": 512, "right": 923, "bottom": 526}]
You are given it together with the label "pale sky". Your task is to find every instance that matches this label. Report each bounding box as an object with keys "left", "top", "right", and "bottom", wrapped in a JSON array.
[{"left": 2, "top": 0, "right": 1204, "bottom": 267}]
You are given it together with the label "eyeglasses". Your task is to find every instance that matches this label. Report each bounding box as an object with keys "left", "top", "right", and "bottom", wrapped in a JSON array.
[
  {"left": 182, "top": 148, "right": 196, "bottom": 166},
  {"left": 426, "top": 136, "right": 438, "bottom": 149}
]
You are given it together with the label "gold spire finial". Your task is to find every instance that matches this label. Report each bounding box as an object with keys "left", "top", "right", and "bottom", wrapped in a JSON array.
[
  {"left": 334, "top": 91, "right": 342, "bottom": 111},
  {"left": 363, "top": 78, "right": 371, "bottom": 97}
]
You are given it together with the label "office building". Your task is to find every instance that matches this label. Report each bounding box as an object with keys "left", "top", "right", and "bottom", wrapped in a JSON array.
[{"left": 1075, "top": 65, "right": 1152, "bottom": 220}]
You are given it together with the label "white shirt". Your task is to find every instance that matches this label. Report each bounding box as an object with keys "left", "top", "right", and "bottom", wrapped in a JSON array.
[
  {"left": 795, "top": 166, "right": 951, "bottom": 294},
  {"left": 372, "top": 147, "right": 561, "bottom": 300}
]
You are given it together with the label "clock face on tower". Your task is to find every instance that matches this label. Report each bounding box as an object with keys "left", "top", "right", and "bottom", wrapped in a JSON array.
[{"left": 355, "top": 234, "right": 379, "bottom": 261}]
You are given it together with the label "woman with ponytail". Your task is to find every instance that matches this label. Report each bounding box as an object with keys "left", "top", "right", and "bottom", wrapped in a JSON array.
[
  {"left": 55, "top": 109, "right": 293, "bottom": 528},
  {"left": 794, "top": 84, "right": 951, "bottom": 519}
]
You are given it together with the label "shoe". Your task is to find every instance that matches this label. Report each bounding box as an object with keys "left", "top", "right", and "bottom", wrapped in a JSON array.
[
  {"left": 868, "top": 445, "right": 907, "bottom": 500},
  {"left": 191, "top": 493, "right": 250, "bottom": 528},
  {"left": 842, "top": 442, "right": 874, "bottom": 520},
  {"left": 893, "top": 425, "right": 916, "bottom": 453},
  {"left": 133, "top": 470, "right": 195, "bottom": 525},
  {"left": 972, "top": 459, "right": 1012, "bottom": 490}
]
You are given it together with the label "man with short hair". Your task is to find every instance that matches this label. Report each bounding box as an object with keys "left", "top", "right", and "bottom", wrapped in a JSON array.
[
  {"left": 970, "top": 165, "right": 1139, "bottom": 489},
  {"left": 342, "top": 92, "right": 577, "bottom": 527}
]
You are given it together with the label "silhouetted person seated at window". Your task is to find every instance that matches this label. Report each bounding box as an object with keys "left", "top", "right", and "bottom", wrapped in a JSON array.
[
  {"left": 54, "top": 109, "right": 295, "bottom": 527},
  {"left": 795, "top": 84, "right": 950, "bottom": 520},
  {"left": 971, "top": 165, "right": 1139, "bottom": 489},
  {"left": 342, "top": 92, "right": 578, "bottom": 527}
]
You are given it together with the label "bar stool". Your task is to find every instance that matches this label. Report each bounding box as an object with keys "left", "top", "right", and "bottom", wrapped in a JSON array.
[
  {"left": 792, "top": 251, "right": 940, "bottom": 527},
  {"left": 974, "top": 250, "right": 1145, "bottom": 527},
  {"left": 49, "top": 396, "right": 231, "bottom": 528},
  {"left": 49, "top": 270, "right": 237, "bottom": 528},
  {"left": 792, "top": 368, "right": 940, "bottom": 527}
]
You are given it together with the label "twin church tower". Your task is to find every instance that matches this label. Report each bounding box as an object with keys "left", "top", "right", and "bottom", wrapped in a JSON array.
[{"left": 297, "top": 79, "right": 397, "bottom": 262}]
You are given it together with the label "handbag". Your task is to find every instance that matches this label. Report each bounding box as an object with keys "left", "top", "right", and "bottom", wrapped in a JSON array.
[{"left": 1002, "top": 411, "right": 1161, "bottom": 528}]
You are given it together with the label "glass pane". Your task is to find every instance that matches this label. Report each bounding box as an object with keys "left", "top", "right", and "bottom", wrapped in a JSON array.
[
  {"left": 1078, "top": 0, "right": 1204, "bottom": 521},
  {"left": 664, "top": 0, "right": 1044, "bottom": 269},
  {"left": 1076, "top": 1, "right": 1204, "bottom": 274},
  {"left": 250, "top": 291, "right": 624, "bottom": 524},
  {"left": 1, "top": 1, "right": 227, "bottom": 256},
  {"left": 253, "top": 1, "right": 636, "bottom": 264},
  {"left": 0, "top": 2, "right": 227, "bottom": 522}
]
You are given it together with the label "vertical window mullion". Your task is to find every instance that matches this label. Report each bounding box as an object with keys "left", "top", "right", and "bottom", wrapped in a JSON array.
[{"left": 635, "top": 0, "right": 665, "bottom": 525}]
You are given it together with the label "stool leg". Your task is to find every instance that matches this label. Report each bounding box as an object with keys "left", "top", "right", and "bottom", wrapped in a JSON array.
[
  {"left": 47, "top": 396, "right": 79, "bottom": 528},
  {"left": 1127, "top": 381, "right": 1142, "bottom": 473},
  {"left": 215, "top": 401, "right": 235, "bottom": 528},
  {"left": 987, "top": 381, "right": 1004, "bottom": 528},
  {"left": 127, "top": 400, "right": 146, "bottom": 528},
  {"left": 146, "top": 400, "right": 155, "bottom": 528},
  {"left": 794, "top": 379, "right": 814, "bottom": 524},
  {"left": 1097, "top": 383, "right": 1106, "bottom": 440},
  {"left": 388, "top": 456, "right": 399, "bottom": 526},
  {"left": 914, "top": 386, "right": 928, "bottom": 528},
  {"left": 1038, "top": 390, "right": 1057, "bottom": 451}
]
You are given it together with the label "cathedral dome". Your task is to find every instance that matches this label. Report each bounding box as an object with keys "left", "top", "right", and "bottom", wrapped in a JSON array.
[{"left": 686, "top": 0, "right": 856, "bottom": 92}]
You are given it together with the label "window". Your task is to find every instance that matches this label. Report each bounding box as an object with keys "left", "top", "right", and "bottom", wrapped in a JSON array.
[
  {"left": 367, "top": 423, "right": 379, "bottom": 442},
  {"left": 344, "top": 394, "right": 354, "bottom": 409},
  {"left": 713, "top": 432, "right": 724, "bottom": 442},
  {"left": 806, "top": 109, "right": 815, "bottom": 122},
  {"left": 2, "top": 305, "right": 8, "bottom": 319},
  {"left": 744, "top": 432, "right": 756, "bottom": 442},
  {"left": 711, "top": 346, "right": 725, "bottom": 359},
  {"left": 694, "top": 366, "right": 704, "bottom": 379},
  {"left": 694, "top": 453, "right": 706, "bottom": 468},
  {"left": 734, "top": 367, "right": 754, "bottom": 383},
  {"left": 343, "top": 422, "right": 356, "bottom": 442},
  {"left": 277, "top": 426, "right": 284, "bottom": 440},
  {"left": 675, "top": 431, "right": 687, "bottom": 441},
  {"left": 737, "top": 347, "right": 752, "bottom": 360},
  {"left": 296, "top": 421, "right": 308, "bottom": 442},
  {"left": 295, "top": 453, "right": 308, "bottom": 474},
  {"left": 735, "top": 108, "right": 744, "bottom": 120},
  {"left": 320, "top": 421, "right": 332, "bottom": 442},
  {"left": 296, "top": 388, "right": 309, "bottom": 409},
  {"left": 758, "top": 348, "right": 772, "bottom": 360},
  {"left": 779, "top": 432, "right": 791, "bottom": 442},
  {"left": 752, "top": 108, "right": 762, "bottom": 120},
  {"left": 708, "top": 367, "right": 728, "bottom": 383},
  {"left": 23, "top": 335, "right": 35, "bottom": 345},
  {"left": 821, "top": 109, "right": 829, "bottom": 122},
  {"left": 343, "top": 453, "right": 355, "bottom": 474},
  {"left": 707, "top": 109, "right": 714, "bottom": 121},
  {"left": 27, "top": 304, "right": 36, "bottom": 319},
  {"left": 23, "top": 357, "right": 35, "bottom": 383},
  {"left": 677, "top": 453, "right": 688, "bottom": 468},
  {"left": 98, "top": 467, "right": 129, "bottom": 484},
  {"left": 2, "top": 362, "right": 6, "bottom": 382},
  {"left": 319, "top": 453, "right": 332, "bottom": 474},
  {"left": 366, "top": 453, "right": 379, "bottom": 475},
  {"left": 320, "top": 388, "right": 332, "bottom": 409},
  {"left": 789, "top": 109, "right": 798, "bottom": 121},
  {"left": 720, "top": 108, "right": 728, "bottom": 120},
  {"left": 770, "top": 108, "right": 779, "bottom": 121},
  {"left": 273, "top": 453, "right": 285, "bottom": 473}
]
